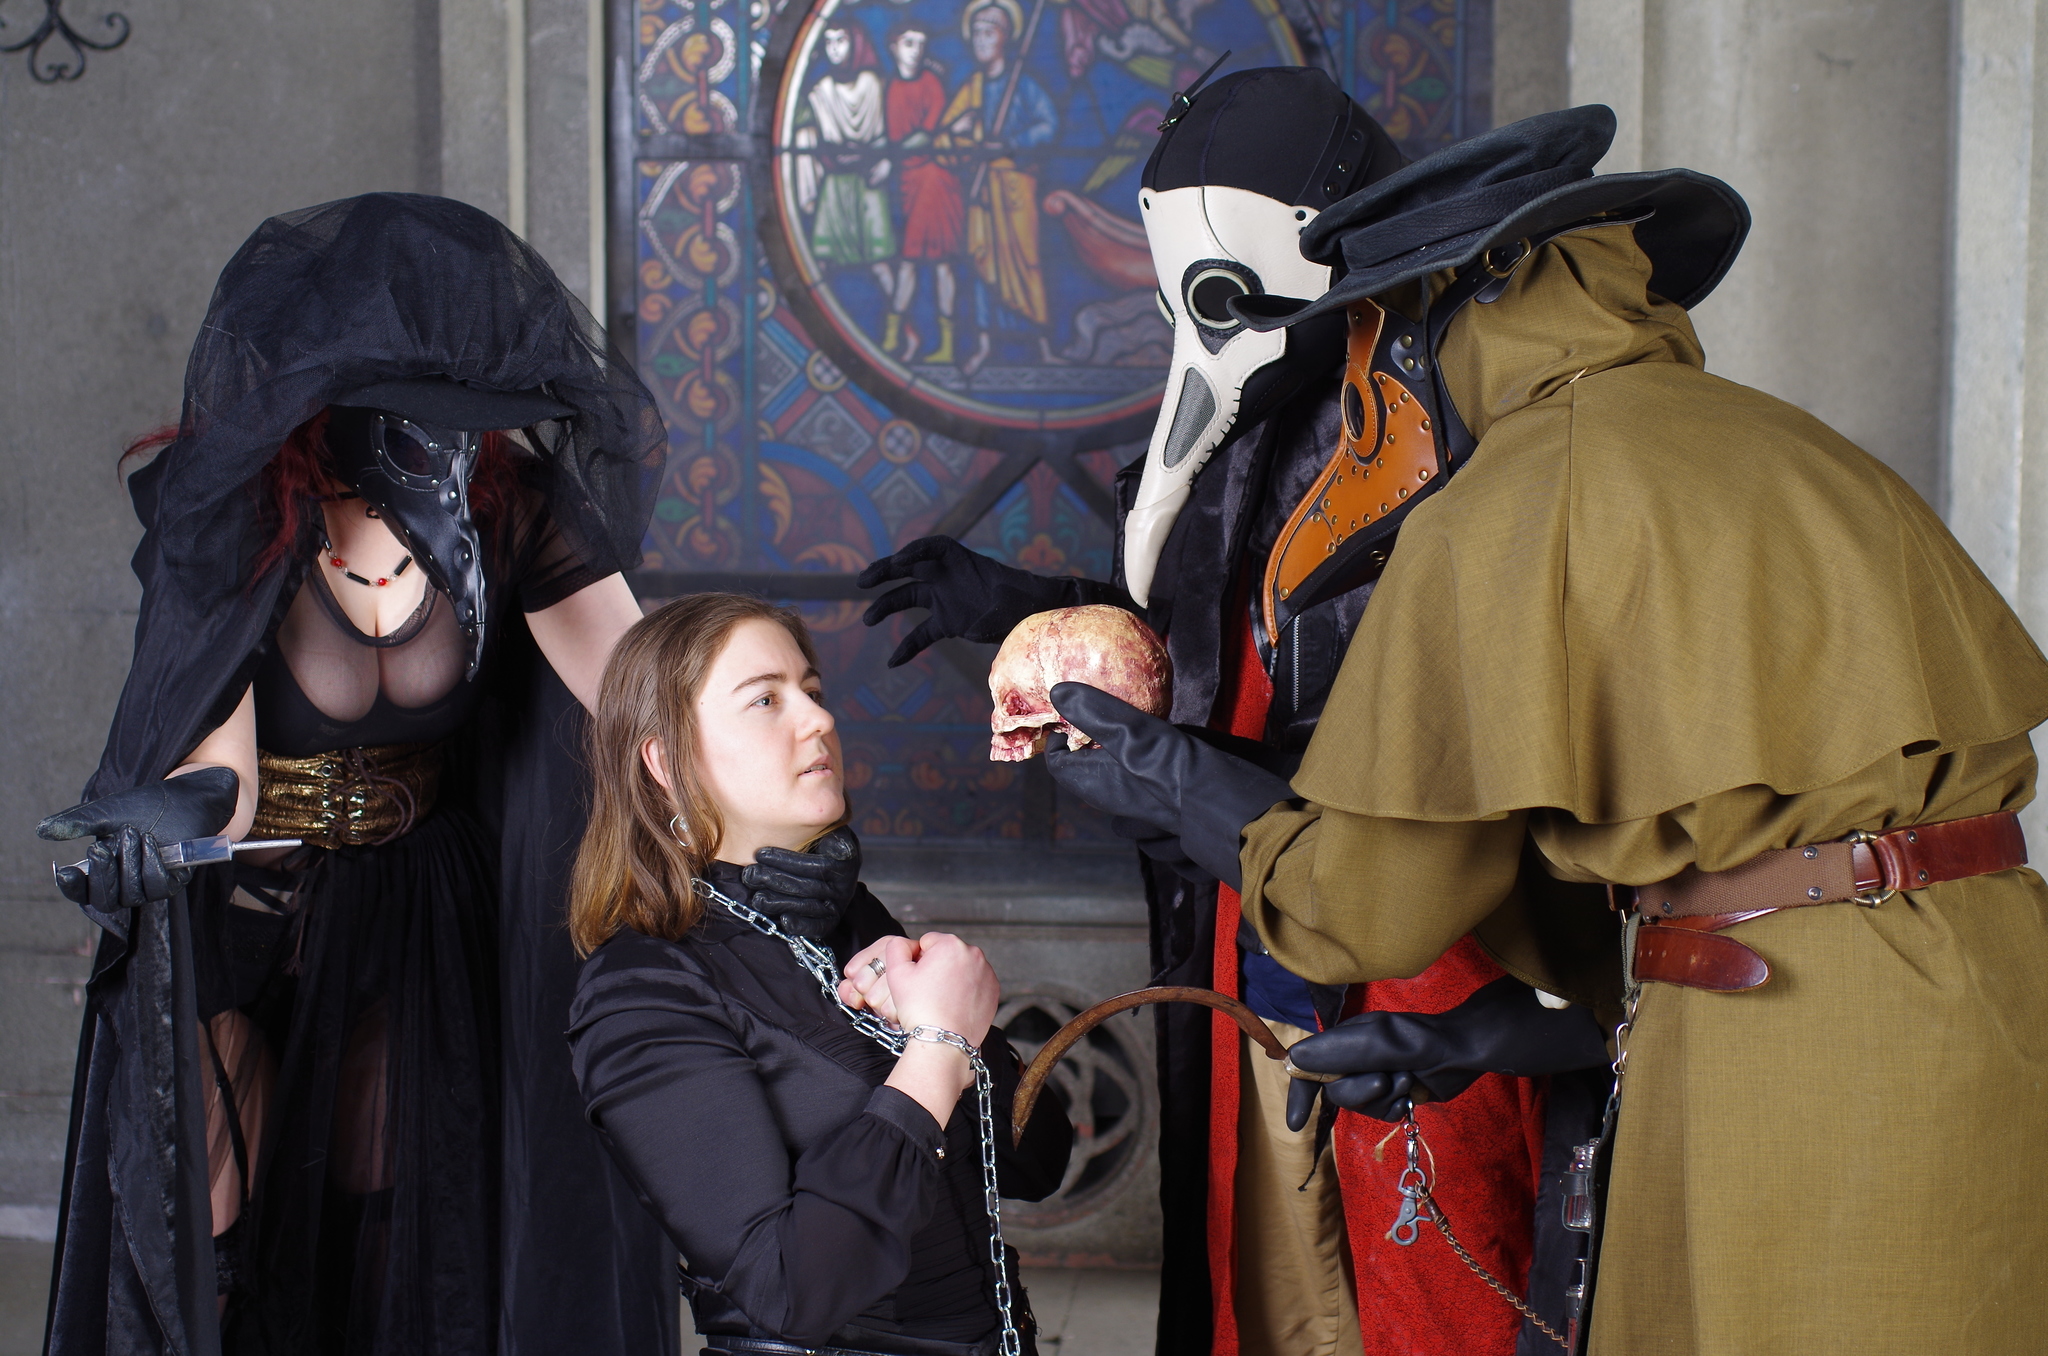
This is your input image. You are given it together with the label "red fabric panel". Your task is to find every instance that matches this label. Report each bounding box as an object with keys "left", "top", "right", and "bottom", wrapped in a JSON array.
[
  {"left": 1204, "top": 602, "right": 1274, "bottom": 1356},
  {"left": 1208, "top": 883, "right": 1244, "bottom": 1356},
  {"left": 1333, "top": 935, "right": 1548, "bottom": 1356}
]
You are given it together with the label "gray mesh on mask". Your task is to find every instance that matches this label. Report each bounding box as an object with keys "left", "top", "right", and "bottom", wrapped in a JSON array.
[{"left": 1161, "top": 368, "right": 1217, "bottom": 469}]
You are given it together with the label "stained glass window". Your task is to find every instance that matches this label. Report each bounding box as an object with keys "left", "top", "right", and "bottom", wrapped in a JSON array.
[{"left": 610, "top": 0, "right": 1491, "bottom": 852}]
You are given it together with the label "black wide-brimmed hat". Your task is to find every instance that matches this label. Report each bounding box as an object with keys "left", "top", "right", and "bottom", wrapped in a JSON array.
[
  {"left": 336, "top": 375, "right": 578, "bottom": 430},
  {"left": 1233, "top": 105, "right": 1750, "bottom": 330}
]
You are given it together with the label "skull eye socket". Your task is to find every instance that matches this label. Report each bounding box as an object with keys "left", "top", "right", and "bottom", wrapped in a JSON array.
[{"left": 1186, "top": 268, "right": 1250, "bottom": 329}]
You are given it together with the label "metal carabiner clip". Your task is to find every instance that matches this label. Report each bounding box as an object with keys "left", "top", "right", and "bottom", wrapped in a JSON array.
[{"left": 1387, "top": 1102, "right": 1428, "bottom": 1246}]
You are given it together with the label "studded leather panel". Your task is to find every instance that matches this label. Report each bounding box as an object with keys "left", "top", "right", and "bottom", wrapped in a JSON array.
[{"left": 1261, "top": 301, "right": 1441, "bottom": 645}]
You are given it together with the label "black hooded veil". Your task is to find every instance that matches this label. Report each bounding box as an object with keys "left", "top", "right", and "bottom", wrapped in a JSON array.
[{"left": 46, "top": 193, "right": 674, "bottom": 1356}]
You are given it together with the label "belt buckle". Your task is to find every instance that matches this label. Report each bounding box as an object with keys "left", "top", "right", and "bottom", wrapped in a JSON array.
[{"left": 1843, "top": 829, "right": 1897, "bottom": 907}]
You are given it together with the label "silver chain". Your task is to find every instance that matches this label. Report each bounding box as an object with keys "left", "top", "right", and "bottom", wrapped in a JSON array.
[{"left": 698, "top": 882, "right": 1023, "bottom": 1356}]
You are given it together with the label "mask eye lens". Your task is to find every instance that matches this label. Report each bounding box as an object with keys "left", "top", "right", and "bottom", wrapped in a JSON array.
[
  {"left": 1187, "top": 269, "right": 1250, "bottom": 329},
  {"left": 376, "top": 419, "right": 456, "bottom": 485}
]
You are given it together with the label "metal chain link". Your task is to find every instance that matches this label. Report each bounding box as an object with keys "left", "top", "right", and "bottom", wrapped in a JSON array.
[
  {"left": 698, "top": 882, "right": 1023, "bottom": 1356},
  {"left": 1392, "top": 1110, "right": 1571, "bottom": 1351},
  {"left": 1419, "top": 1190, "right": 1571, "bottom": 1350}
]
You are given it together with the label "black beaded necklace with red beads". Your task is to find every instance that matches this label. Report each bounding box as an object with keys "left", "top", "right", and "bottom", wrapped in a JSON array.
[{"left": 319, "top": 492, "right": 414, "bottom": 589}]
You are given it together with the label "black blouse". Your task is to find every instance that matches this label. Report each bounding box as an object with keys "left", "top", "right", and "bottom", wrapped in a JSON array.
[{"left": 567, "top": 871, "right": 1074, "bottom": 1351}]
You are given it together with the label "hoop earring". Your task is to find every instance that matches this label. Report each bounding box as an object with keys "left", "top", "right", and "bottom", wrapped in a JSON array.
[{"left": 669, "top": 814, "right": 692, "bottom": 851}]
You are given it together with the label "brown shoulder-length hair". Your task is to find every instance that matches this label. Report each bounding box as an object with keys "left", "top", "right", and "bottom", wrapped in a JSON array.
[{"left": 569, "top": 593, "right": 829, "bottom": 956}]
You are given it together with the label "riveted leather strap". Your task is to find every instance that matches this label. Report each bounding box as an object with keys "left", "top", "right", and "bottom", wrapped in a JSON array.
[
  {"left": 1633, "top": 811, "right": 2026, "bottom": 921},
  {"left": 1629, "top": 811, "right": 2027, "bottom": 992}
]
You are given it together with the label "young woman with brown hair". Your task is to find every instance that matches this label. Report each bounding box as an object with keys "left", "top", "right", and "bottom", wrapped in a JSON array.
[{"left": 565, "top": 594, "right": 1073, "bottom": 1356}]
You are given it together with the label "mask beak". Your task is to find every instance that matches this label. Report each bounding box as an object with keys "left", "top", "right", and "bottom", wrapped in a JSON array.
[
  {"left": 1123, "top": 318, "right": 1285, "bottom": 607},
  {"left": 1125, "top": 184, "right": 1329, "bottom": 608},
  {"left": 326, "top": 407, "right": 491, "bottom": 678},
  {"left": 376, "top": 482, "right": 489, "bottom": 680}
]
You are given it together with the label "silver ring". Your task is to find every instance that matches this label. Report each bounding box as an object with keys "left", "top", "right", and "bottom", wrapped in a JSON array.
[
  {"left": 1282, "top": 1055, "right": 1343, "bottom": 1084},
  {"left": 867, "top": 957, "right": 886, "bottom": 978}
]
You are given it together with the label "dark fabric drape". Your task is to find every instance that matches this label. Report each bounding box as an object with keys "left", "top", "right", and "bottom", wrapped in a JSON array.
[
  {"left": 47, "top": 194, "right": 670, "bottom": 1356},
  {"left": 465, "top": 625, "right": 678, "bottom": 1356},
  {"left": 1126, "top": 412, "right": 1273, "bottom": 1356},
  {"left": 1125, "top": 377, "right": 1375, "bottom": 1356},
  {"left": 90, "top": 193, "right": 664, "bottom": 809},
  {"left": 235, "top": 812, "right": 501, "bottom": 1356}
]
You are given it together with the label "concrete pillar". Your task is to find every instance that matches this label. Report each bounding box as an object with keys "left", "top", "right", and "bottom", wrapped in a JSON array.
[
  {"left": 521, "top": 0, "right": 607, "bottom": 310},
  {"left": 1944, "top": 0, "right": 2048, "bottom": 847},
  {"left": 1946, "top": 0, "right": 2048, "bottom": 622},
  {"left": 1568, "top": 0, "right": 1954, "bottom": 503},
  {"left": 1493, "top": 0, "right": 1570, "bottom": 125},
  {"left": 439, "top": 0, "right": 603, "bottom": 305},
  {"left": 1566, "top": 0, "right": 1646, "bottom": 171},
  {"left": 440, "top": 0, "right": 519, "bottom": 228}
]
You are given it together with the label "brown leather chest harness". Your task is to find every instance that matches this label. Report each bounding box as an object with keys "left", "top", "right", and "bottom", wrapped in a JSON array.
[
  {"left": 1624, "top": 810, "right": 2028, "bottom": 991},
  {"left": 1261, "top": 298, "right": 1446, "bottom": 647}
]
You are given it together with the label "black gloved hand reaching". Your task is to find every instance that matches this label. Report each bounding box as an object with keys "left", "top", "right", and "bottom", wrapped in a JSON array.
[
  {"left": 39, "top": 766, "right": 241, "bottom": 917},
  {"left": 857, "top": 536, "right": 1132, "bottom": 668},
  {"left": 1041, "top": 683, "right": 1295, "bottom": 891},
  {"left": 1282, "top": 976, "right": 1611, "bottom": 1129},
  {"left": 742, "top": 825, "right": 862, "bottom": 940}
]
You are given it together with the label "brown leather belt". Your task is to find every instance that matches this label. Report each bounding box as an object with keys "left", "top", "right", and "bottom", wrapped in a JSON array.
[{"left": 1626, "top": 811, "right": 2027, "bottom": 992}]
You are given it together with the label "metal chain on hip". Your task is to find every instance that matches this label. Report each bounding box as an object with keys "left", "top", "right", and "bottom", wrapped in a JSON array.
[
  {"left": 698, "top": 882, "right": 1022, "bottom": 1356},
  {"left": 1384, "top": 1104, "right": 1572, "bottom": 1351}
]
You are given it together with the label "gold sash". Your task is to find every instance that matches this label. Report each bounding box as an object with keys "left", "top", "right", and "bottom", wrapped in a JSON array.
[{"left": 250, "top": 741, "right": 443, "bottom": 850}]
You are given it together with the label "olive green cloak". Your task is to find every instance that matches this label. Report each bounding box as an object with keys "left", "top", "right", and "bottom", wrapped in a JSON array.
[{"left": 1239, "top": 226, "right": 2048, "bottom": 1354}]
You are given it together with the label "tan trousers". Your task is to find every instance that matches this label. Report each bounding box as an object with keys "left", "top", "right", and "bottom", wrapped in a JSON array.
[{"left": 1234, "top": 1023, "right": 1363, "bottom": 1356}]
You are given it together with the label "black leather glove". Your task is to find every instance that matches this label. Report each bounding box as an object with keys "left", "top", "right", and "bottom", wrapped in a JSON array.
[
  {"left": 1041, "top": 683, "right": 1294, "bottom": 891},
  {"left": 1111, "top": 811, "right": 1216, "bottom": 885},
  {"left": 742, "top": 825, "right": 862, "bottom": 940},
  {"left": 1283, "top": 976, "right": 1611, "bottom": 1129},
  {"left": 857, "top": 535, "right": 1132, "bottom": 668},
  {"left": 39, "top": 766, "right": 241, "bottom": 916}
]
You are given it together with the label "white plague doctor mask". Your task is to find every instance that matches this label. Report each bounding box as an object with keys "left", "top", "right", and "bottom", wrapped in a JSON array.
[{"left": 1124, "top": 67, "right": 1404, "bottom": 606}]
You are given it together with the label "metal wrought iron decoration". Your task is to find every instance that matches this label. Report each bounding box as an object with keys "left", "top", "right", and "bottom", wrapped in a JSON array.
[{"left": 2, "top": 0, "right": 130, "bottom": 82}]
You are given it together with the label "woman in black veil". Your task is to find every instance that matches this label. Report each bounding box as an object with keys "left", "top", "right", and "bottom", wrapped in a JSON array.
[{"left": 32, "top": 193, "right": 791, "bottom": 1356}]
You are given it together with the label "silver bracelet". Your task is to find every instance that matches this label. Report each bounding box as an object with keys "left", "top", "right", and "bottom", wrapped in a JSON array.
[{"left": 905, "top": 1025, "right": 981, "bottom": 1061}]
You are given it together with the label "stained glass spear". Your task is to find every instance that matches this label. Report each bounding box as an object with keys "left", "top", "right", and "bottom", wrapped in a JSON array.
[{"left": 966, "top": 0, "right": 1053, "bottom": 203}]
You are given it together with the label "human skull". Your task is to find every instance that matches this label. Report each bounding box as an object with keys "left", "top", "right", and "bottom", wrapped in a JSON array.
[{"left": 988, "top": 605, "right": 1173, "bottom": 761}]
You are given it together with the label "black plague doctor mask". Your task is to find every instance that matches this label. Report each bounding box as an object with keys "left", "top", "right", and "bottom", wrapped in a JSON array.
[
  {"left": 1124, "top": 66, "right": 1405, "bottom": 607},
  {"left": 327, "top": 375, "right": 577, "bottom": 678}
]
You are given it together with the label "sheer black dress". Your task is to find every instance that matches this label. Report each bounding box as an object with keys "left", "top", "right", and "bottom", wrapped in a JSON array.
[
  {"left": 217, "top": 502, "right": 597, "bottom": 1356},
  {"left": 569, "top": 863, "right": 1075, "bottom": 1356}
]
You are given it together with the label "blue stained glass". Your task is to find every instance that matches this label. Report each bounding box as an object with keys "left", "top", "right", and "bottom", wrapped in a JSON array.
[{"left": 623, "top": 0, "right": 1490, "bottom": 845}]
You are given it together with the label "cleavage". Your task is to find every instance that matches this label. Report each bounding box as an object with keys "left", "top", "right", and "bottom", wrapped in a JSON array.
[{"left": 319, "top": 503, "right": 431, "bottom": 637}]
